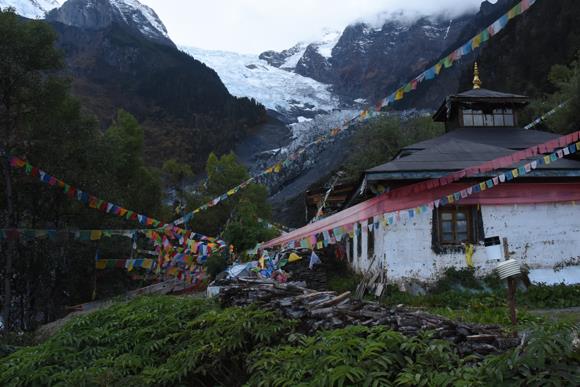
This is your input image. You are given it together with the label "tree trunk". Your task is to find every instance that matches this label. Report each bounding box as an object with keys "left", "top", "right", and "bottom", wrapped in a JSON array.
[{"left": 1, "top": 154, "right": 16, "bottom": 329}]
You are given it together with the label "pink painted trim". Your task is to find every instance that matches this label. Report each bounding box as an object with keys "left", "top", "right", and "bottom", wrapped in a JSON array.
[{"left": 262, "top": 129, "right": 580, "bottom": 249}]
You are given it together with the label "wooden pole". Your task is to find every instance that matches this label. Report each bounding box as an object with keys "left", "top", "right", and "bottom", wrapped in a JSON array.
[{"left": 502, "top": 237, "right": 517, "bottom": 328}]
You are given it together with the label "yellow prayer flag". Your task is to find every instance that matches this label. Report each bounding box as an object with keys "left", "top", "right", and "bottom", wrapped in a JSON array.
[
  {"left": 471, "top": 34, "right": 482, "bottom": 49},
  {"left": 142, "top": 259, "right": 153, "bottom": 269},
  {"left": 317, "top": 241, "right": 323, "bottom": 249},
  {"left": 465, "top": 244, "right": 475, "bottom": 268},
  {"left": 395, "top": 88, "right": 404, "bottom": 101},
  {"left": 95, "top": 260, "right": 107, "bottom": 270},
  {"left": 273, "top": 163, "right": 282, "bottom": 173},
  {"left": 435, "top": 63, "right": 443, "bottom": 75},
  {"left": 512, "top": 169, "right": 519, "bottom": 177},
  {"left": 479, "top": 182, "right": 487, "bottom": 191},
  {"left": 544, "top": 156, "right": 551, "bottom": 164},
  {"left": 127, "top": 260, "right": 135, "bottom": 272},
  {"left": 447, "top": 195, "right": 454, "bottom": 203},
  {"left": 288, "top": 253, "right": 301, "bottom": 263},
  {"left": 265, "top": 167, "right": 274, "bottom": 174},
  {"left": 90, "top": 230, "right": 103, "bottom": 241}
]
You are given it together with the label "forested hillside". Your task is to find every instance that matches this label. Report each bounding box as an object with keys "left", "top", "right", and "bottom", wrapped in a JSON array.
[{"left": 50, "top": 20, "right": 267, "bottom": 169}]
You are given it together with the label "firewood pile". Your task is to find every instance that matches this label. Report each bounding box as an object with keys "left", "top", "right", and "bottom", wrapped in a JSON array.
[
  {"left": 283, "top": 252, "right": 328, "bottom": 290},
  {"left": 219, "top": 279, "right": 520, "bottom": 357}
]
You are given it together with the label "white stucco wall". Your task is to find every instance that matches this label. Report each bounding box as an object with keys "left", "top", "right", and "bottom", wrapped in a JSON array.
[{"left": 348, "top": 203, "right": 580, "bottom": 285}]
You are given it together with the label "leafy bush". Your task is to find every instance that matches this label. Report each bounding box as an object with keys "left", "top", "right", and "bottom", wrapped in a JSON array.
[
  {"left": 206, "top": 253, "right": 228, "bottom": 279},
  {"left": 519, "top": 283, "right": 580, "bottom": 309},
  {"left": 248, "top": 326, "right": 476, "bottom": 386},
  {"left": 0, "top": 296, "right": 295, "bottom": 386},
  {"left": 248, "top": 324, "right": 580, "bottom": 386},
  {"left": 479, "top": 323, "right": 580, "bottom": 385}
]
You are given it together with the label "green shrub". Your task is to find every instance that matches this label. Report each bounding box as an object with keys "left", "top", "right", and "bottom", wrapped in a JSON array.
[
  {"left": 0, "top": 296, "right": 295, "bottom": 386},
  {"left": 247, "top": 324, "right": 580, "bottom": 386},
  {"left": 206, "top": 253, "right": 228, "bottom": 279},
  {"left": 479, "top": 323, "right": 580, "bottom": 385}
]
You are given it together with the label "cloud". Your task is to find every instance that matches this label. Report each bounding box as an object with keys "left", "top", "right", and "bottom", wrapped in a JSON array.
[{"left": 141, "top": 0, "right": 492, "bottom": 54}]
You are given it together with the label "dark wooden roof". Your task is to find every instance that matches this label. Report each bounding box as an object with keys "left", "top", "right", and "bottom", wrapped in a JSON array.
[
  {"left": 433, "top": 88, "right": 530, "bottom": 122},
  {"left": 401, "top": 128, "right": 559, "bottom": 152},
  {"left": 365, "top": 129, "right": 580, "bottom": 181},
  {"left": 368, "top": 140, "right": 514, "bottom": 173}
]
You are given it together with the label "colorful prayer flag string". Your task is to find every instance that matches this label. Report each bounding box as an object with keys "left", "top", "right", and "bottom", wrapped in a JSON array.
[
  {"left": 6, "top": 155, "right": 227, "bottom": 251},
  {"left": 262, "top": 130, "right": 580, "bottom": 250},
  {"left": 171, "top": 0, "right": 537, "bottom": 224}
]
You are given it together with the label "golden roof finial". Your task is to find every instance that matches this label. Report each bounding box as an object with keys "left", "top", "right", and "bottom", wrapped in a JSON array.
[{"left": 473, "top": 62, "right": 482, "bottom": 89}]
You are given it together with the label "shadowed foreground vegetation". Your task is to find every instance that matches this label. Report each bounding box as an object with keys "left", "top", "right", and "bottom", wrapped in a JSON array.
[{"left": 0, "top": 293, "right": 579, "bottom": 386}]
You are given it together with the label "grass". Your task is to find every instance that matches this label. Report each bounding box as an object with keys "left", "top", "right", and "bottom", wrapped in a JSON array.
[{"left": 378, "top": 268, "right": 580, "bottom": 327}]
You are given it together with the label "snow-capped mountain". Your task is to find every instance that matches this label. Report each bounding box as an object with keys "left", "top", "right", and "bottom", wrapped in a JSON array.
[
  {"left": 0, "top": 0, "right": 60, "bottom": 18},
  {"left": 259, "top": 0, "right": 516, "bottom": 108},
  {"left": 182, "top": 46, "right": 340, "bottom": 121},
  {"left": 46, "top": 0, "right": 172, "bottom": 46},
  {"left": 260, "top": 30, "right": 341, "bottom": 71},
  {"left": 260, "top": 13, "right": 474, "bottom": 102}
]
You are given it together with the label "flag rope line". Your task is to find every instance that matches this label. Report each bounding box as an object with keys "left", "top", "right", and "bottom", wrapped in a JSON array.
[
  {"left": 172, "top": 0, "right": 537, "bottom": 225},
  {"left": 5, "top": 154, "right": 226, "bottom": 247},
  {"left": 261, "top": 130, "right": 580, "bottom": 249}
]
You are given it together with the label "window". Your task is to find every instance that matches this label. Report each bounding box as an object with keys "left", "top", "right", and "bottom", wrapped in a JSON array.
[
  {"left": 348, "top": 237, "right": 353, "bottom": 263},
  {"left": 462, "top": 108, "right": 515, "bottom": 127},
  {"left": 367, "top": 218, "right": 375, "bottom": 259},
  {"left": 356, "top": 224, "right": 362, "bottom": 257},
  {"left": 434, "top": 206, "right": 482, "bottom": 247}
]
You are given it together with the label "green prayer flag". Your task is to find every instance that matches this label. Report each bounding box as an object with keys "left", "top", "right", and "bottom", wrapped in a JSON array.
[{"left": 481, "top": 29, "right": 490, "bottom": 42}]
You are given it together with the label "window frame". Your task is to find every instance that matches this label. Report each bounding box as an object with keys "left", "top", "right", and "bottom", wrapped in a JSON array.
[
  {"left": 432, "top": 205, "right": 483, "bottom": 253},
  {"left": 437, "top": 207, "right": 473, "bottom": 245},
  {"left": 461, "top": 108, "right": 515, "bottom": 127},
  {"left": 367, "top": 218, "right": 375, "bottom": 259},
  {"left": 356, "top": 224, "right": 362, "bottom": 257}
]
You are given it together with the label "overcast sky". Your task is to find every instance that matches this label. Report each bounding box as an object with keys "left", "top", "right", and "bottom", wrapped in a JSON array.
[{"left": 141, "top": 0, "right": 493, "bottom": 54}]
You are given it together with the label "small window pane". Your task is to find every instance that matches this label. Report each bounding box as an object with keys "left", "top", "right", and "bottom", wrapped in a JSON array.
[
  {"left": 457, "top": 233, "right": 468, "bottom": 241},
  {"left": 456, "top": 221, "right": 468, "bottom": 232},
  {"left": 463, "top": 114, "right": 474, "bottom": 126},
  {"left": 441, "top": 213, "right": 453, "bottom": 221},
  {"left": 484, "top": 114, "right": 494, "bottom": 126},
  {"left": 442, "top": 222, "right": 453, "bottom": 233},
  {"left": 456, "top": 212, "right": 467, "bottom": 220},
  {"left": 473, "top": 114, "right": 484, "bottom": 126},
  {"left": 442, "top": 233, "right": 454, "bottom": 242},
  {"left": 494, "top": 114, "right": 504, "bottom": 126},
  {"left": 504, "top": 115, "right": 514, "bottom": 126}
]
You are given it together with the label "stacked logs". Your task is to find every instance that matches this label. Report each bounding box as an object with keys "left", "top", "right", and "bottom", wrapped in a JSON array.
[
  {"left": 283, "top": 253, "right": 328, "bottom": 290},
  {"left": 219, "top": 279, "right": 520, "bottom": 357}
]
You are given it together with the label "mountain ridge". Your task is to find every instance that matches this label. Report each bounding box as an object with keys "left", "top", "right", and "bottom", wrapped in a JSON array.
[{"left": 47, "top": 0, "right": 173, "bottom": 47}]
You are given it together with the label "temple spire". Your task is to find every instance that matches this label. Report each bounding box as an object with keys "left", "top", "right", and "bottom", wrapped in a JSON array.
[{"left": 473, "top": 62, "right": 482, "bottom": 89}]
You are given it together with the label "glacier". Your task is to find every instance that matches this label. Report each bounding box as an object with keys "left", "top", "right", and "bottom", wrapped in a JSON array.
[{"left": 181, "top": 46, "right": 340, "bottom": 120}]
